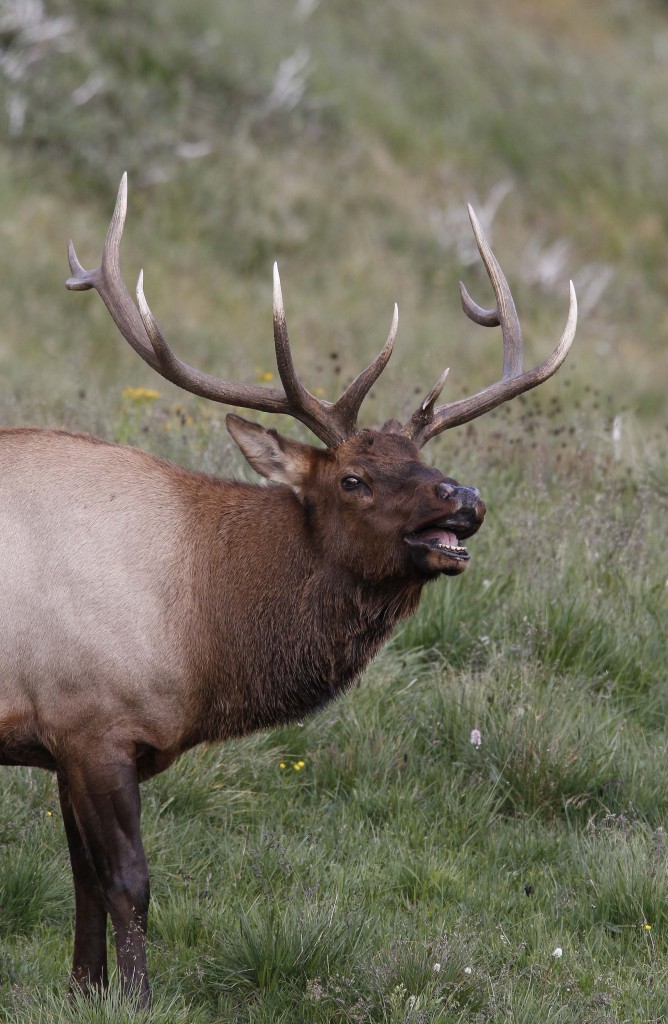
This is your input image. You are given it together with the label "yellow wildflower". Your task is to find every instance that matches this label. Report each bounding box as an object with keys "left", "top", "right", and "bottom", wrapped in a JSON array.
[
  {"left": 256, "top": 370, "right": 274, "bottom": 383},
  {"left": 122, "top": 387, "right": 160, "bottom": 401}
]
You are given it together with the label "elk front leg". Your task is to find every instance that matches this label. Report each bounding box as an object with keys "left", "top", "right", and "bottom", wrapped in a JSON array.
[
  {"left": 62, "top": 752, "right": 151, "bottom": 1006},
  {"left": 57, "top": 772, "right": 109, "bottom": 995}
]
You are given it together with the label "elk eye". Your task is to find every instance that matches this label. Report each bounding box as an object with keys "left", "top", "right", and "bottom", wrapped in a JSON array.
[{"left": 341, "top": 475, "right": 363, "bottom": 491}]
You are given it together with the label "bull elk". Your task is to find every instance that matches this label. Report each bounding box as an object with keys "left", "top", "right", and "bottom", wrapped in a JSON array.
[{"left": 0, "top": 174, "right": 577, "bottom": 1004}]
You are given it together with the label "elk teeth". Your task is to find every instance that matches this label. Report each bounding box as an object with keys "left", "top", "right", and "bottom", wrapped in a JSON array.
[{"left": 436, "top": 543, "right": 466, "bottom": 552}]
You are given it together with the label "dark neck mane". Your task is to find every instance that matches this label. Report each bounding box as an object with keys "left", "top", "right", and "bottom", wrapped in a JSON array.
[{"left": 198, "top": 554, "right": 424, "bottom": 742}]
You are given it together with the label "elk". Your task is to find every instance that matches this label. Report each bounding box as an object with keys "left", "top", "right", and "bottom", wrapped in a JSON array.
[{"left": 0, "top": 175, "right": 577, "bottom": 1005}]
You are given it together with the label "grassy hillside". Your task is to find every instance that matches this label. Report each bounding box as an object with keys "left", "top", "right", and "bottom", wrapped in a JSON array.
[
  {"left": 1, "top": 1, "right": 667, "bottom": 1021},
  {"left": 1, "top": 0, "right": 667, "bottom": 425}
]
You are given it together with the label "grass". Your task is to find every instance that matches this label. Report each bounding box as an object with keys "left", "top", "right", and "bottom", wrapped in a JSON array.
[
  {"left": 1, "top": 0, "right": 668, "bottom": 1020},
  {"left": 1, "top": 413, "right": 666, "bottom": 1022}
]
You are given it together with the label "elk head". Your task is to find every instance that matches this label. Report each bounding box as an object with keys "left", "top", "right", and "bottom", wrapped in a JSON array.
[
  {"left": 66, "top": 174, "right": 577, "bottom": 581},
  {"left": 225, "top": 416, "right": 484, "bottom": 580}
]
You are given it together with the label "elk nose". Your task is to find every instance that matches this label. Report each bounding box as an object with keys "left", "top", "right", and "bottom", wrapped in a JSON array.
[{"left": 436, "top": 482, "right": 482, "bottom": 505}]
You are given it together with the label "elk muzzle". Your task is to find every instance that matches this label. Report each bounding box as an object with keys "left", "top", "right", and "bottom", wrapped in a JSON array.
[{"left": 404, "top": 481, "right": 486, "bottom": 577}]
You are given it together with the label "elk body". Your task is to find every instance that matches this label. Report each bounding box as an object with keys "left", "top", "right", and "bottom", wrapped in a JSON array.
[{"left": 0, "top": 176, "right": 577, "bottom": 1005}]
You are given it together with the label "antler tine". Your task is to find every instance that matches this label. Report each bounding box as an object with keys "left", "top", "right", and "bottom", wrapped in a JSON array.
[
  {"left": 66, "top": 173, "right": 160, "bottom": 369},
  {"left": 271, "top": 263, "right": 336, "bottom": 427},
  {"left": 272, "top": 263, "right": 350, "bottom": 446},
  {"left": 460, "top": 204, "right": 523, "bottom": 379},
  {"left": 332, "top": 303, "right": 398, "bottom": 433},
  {"left": 272, "top": 265, "right": 400, "bottom": 446},
  {"left": 403, "top": 207, "right": 577, "bottom": 447}
]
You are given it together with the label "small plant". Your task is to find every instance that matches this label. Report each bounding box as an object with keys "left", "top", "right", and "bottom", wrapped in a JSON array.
[
  {"left": 580, "top": 819, "right": 668, "bottom": 935},
  {"left": 203, "top": 899, "right": 362, "bottom": 994},
  {"left": 0, "top": 844, "right": 67, "bottom": 935}
]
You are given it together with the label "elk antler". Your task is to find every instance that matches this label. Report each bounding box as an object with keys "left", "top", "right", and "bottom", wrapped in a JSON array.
[
  {"left": 67, "top": 177, "right": 576, "bottom": 448},
  {"left": 402, "top": 205, "right": 577, "bottom": 447},
  {"left": 66, "top": 173, "right": 398, "bottom": 448}
]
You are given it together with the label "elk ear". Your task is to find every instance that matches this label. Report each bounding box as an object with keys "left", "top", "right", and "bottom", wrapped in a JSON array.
[{"left": 226, "top": 414, "right": 313, "bottom": 494}]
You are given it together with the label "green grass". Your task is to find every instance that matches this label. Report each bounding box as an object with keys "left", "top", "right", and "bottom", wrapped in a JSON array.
[
  {"left": 2, "top": 0, "right": 668, "bottom": 1020},
  {"left": 1, "top": 419, "right": 666, "bottom": 1022}
]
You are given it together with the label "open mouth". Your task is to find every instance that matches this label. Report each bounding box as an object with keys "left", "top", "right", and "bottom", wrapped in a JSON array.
[{"left": 403, "top": 522, "right": 470, "bottom": 561}]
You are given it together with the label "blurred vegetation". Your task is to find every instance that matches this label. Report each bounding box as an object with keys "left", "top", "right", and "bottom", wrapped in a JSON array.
[
  {"left": 1, "top": 1, "right": 668, "bottom": 1021},
  {"left": 0, "top": 0, "right": 667, "bottom": 430}
]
